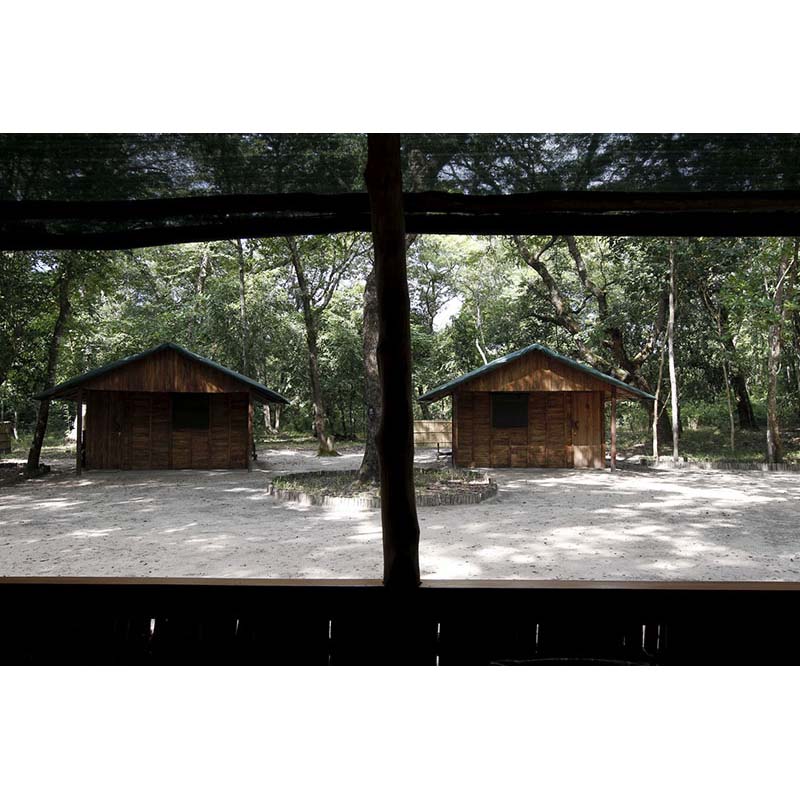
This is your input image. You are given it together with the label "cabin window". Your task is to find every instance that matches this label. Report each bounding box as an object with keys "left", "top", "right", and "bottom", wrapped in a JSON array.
[
  {"left": 491, "top": 393, "right": 528, "bottom": 428},
  {"left": 172, "top": 393, "right": 210, "bottom": 429}
]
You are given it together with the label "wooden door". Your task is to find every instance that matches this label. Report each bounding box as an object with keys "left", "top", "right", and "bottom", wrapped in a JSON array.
[
  {"left": 228, "top": 393, "right": 249, "bottom": 469},
  {"left": 545, "top": 393, "right": 568, "bottom": 467},
  {"left": 454, "top": 392, "right": 473, "bottom": 467},
  {"left": 528, "top": 393, "right": 547, "bottom": 466},
  {"left": 571, "top": 391, "right": 604, "bottom": 468}
]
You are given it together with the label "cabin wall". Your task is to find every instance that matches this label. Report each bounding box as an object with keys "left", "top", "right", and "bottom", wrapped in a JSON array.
[
  {"left": 84, "top": 390, "right": 249, "bottom": 470},
  {"left": 453, "top": 390, "right": 605, "bottom": 469}
]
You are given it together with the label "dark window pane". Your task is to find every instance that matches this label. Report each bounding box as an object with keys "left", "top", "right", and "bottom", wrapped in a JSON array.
[
  {"left": 172, "top": 393, "right": 209, "bottom": 430},
  {"left": 491, "top": 393, "right": 528, "bottom": 428}
]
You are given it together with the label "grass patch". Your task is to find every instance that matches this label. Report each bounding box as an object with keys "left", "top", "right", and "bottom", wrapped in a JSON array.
[
  {"left": 618, "top": 426, "right": 800, "bottom": 463},
  {"left": 259, "top": 433, "right": 364, "bottom": 453},
  {"left": 272, "top": 468, "right": 491, "bottom": 499}
]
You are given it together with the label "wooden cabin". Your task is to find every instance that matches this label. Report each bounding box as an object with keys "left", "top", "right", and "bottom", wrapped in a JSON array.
[
  {"left": 419, "top": 344, "right": 654, "bottom": 469},
  {"left": 36, "top": 343, "right": 288, "bottom": 472}
]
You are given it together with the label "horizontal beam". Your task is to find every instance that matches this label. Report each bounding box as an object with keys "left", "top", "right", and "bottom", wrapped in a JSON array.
[
  {"left": 5, "top": 189, "right": 800, "bottom": 249},
  {"left": 3, "top": 576, "right": 800, "bottom": 590},
  {"left": 5, "top": 190, "right": 800, "bottom": 222},
  {"left": 6, "top": 211, "right": 800, "bottom": 250}
]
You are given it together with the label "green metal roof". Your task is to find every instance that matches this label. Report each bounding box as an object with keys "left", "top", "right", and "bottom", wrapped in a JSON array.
[
  {"left": 419, "top": 343, "right": 655, "bottom": 403},
  {"left": 35, "top": 342, "right": 289, "bottom": 404}
]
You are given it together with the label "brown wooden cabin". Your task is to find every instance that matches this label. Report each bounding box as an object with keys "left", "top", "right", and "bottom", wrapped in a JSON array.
[
  {"left": 419, "top": 344, "right": 654, "bottom": 469},
  {"left": 36, "top": 343, "right": 288, "bottom": 472}
]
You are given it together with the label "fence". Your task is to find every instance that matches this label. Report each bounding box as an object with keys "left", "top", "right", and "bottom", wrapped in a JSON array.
[
  {"left": 413, "top": 420, "right": 451, "bottom": 449},
  {"left": 3, "top": 578, "right": 800, "bottom": 664}
]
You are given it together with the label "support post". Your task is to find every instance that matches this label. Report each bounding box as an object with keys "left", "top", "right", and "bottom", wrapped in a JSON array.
[
  {"left": 75, "top": 389, "right": 83, "bottom": 476},
  {"left": 247, "top": 392, "right": 253, "bottom": 472},
  {"left": 366, "top": 133, "right": 421, "bottom": 590},
  {"left": 610, "top": 387, "right": 617, "bottom": 472}
]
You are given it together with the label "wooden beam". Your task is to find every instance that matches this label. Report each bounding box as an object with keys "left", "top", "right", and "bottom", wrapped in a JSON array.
[
  {"left": 6, "top": 190, "right": 800, "bottom": 251},
  {"left": 610, "top": 387, "right": 617, "bottom": 472},
  {"left": 6, "top": 189, "right": 800, "bottom": 222},
  {"left": 366, "top": 134, "right": 421, "bottom": 590},
  {"left": 75, "top": 389, "right": 83, "bottom": 476}
]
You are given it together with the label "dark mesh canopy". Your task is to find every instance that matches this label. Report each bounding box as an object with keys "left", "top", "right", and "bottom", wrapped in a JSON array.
[
  {"left": 2, "top": 133, "right": 800, "bottom": 248},
  {"left": 5, "top": 133, "right": 800, "bottom": 200}
]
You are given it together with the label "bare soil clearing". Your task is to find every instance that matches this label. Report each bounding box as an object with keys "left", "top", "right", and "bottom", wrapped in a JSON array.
[{"left": 2, "top": 447, "right": 800, "bottom": 581}]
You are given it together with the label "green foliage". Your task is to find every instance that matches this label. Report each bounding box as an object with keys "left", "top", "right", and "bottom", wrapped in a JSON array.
[{"left": 3, "top": 232, "right": 800, "bottom": 462}]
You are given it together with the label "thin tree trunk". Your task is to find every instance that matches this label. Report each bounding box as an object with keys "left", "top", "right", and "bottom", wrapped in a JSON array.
[
  {"left": 358, "top": 266, "right": 381, "bottom": 483},
  {"left": 366, "top": 133, "right": 421, "bottom": 590},
  {"left": 722, "top": 358, "right": 736, "bottom": 452},
  {"left": 667, "top": 239, "right": 680, "bottom": 463},
  {"left": 652, "top": 337, "right": 666, "bottom": 462},
  {"left": 262, "top": 403, "right": 272, "bottom": 433},
  {"left": 705, "top": 291, "right": 737, "bottom": 451},
  {"left": 274, "top": 403, "right": 281, "bottom": 432},
  {"left": 235, "top": 238, "right": 248, "bottom": 373},
  {"left": 718, "top": 305, "right": 758, "bottom": 429},
  {"left": 288, "top": 237, "right": 336, "bottom": 456},
  {"left": 26, "top": 266, "right": 72, "bottom": 472},
  {"left": 766, "top": 238, "right": 798, "bottom": 464},
  {"left": 187, "top": 246, "right": 209, "bottom": 347},
  {"left": 474, "top": 304, "right": 489, "bottom": 364}
]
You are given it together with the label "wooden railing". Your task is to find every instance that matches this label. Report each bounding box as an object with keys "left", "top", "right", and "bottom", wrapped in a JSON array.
[{"left": 3, "top": 578, "right": 800, "bottom": 665}]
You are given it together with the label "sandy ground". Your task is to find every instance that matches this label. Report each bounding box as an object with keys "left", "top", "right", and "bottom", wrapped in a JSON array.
[{"left": 2, "top": 447, "right": 800, "bottom": 581}]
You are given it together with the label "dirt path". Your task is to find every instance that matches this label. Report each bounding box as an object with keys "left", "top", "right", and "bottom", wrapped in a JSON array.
[{"left": 2, "top": 448, "right": 800, "bottom": 581}]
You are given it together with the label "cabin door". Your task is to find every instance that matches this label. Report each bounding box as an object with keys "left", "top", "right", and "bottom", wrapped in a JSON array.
[{"left": 571, "top": 391, "right": 604, "bottom": 468}]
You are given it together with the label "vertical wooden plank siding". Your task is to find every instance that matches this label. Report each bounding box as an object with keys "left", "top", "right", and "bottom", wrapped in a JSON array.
[
  {"left": 75, "top": 389, "right": 82, "bottom": 476},
  {"left": 83, "top": 390, "right": 251, "bottom": 470},
  {"left": 247, "top": 392, "right": 253, "bottom": 472},
  {"left": 454, "top": 390, "right": 606, "bottom": 469}
]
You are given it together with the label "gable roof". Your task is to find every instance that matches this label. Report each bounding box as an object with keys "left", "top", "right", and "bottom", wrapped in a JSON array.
[
  {"left": 35, "top": 342, "right": 289, "bottom": 404},
  {"left": 418, "top": 343, "right": 655, "bottom": 403}
]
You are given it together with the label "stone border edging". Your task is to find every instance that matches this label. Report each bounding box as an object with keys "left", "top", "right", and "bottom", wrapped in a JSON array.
[{"left": 268, "top": 469, "right": 497, "bottom": 509}]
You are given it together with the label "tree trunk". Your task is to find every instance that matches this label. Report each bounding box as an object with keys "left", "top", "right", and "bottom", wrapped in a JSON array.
[
  {"left": 766, "top": 239, "right": 798, "bottom": 464},
  {"left": 274, "top": 403, "right": 281, "bottom": 432},
  {"left": 288, "top": 238, "right": 336, "bottom": 456},
  {"left": 26, "top": 267, "right": 72, "bottom": 472},
  {"left": 652, "top": 338, "right": 666, "bottom": 462},
  {"left": 357, "top": 266, "right": 381, "bottom": 483},
  {"left": 262, "top": 403, "right": 273, "bottom": 434},
  {"left": 235, "top": 238, "right": 248, "bottom": 373},
  {"left": 721, "top": 358, "right": 736, "bottom": 452},
  {"left": 732, "top": 373, "right": 758, "bottom": 430},
  {"left": 717, "top": 305, "right": 758, "bottom": 429},
  {"left": 667, "top": 239, "right": 680, "bottom": 463},
  {"left": 366, "top": 133, "right": 421, "bottom": 590},
  {"left": 188, "top": 246, "right": 209, "bottom": 347}
]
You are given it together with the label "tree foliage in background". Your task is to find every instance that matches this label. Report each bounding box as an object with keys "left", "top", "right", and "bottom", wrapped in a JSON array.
[{"left": 2, "top": 233, "right": 800, "bottom": 464}]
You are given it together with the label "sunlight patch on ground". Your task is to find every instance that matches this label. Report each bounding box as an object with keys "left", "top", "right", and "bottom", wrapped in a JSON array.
[{"left": 66, "top": 527, "right": 121, "bottom": 538}]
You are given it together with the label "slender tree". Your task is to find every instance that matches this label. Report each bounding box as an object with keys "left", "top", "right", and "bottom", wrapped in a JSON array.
[
  {"left": 26, "top": 259, "right": 74, "bottom": 472},
  {"left": 766, "top": 238, "right": 798, "bottom": 464},
  {"left": 667, "top": 239, "right": 680, "bottom": 463},
  {"left": 357, "top": 266, "right": 381, "bottom": 482},
  {"left": 286, "top": 234, "right": 367, "bottom": 456}
]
